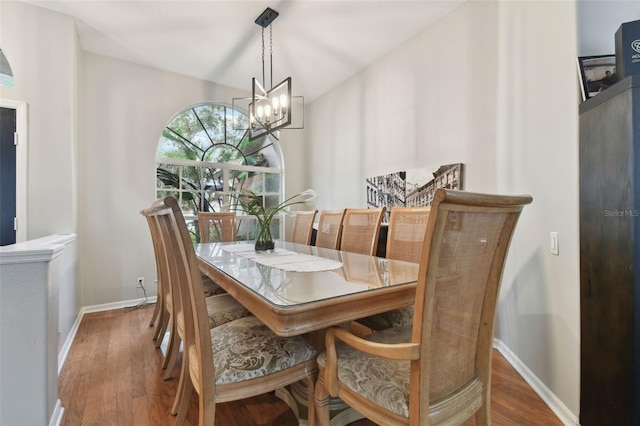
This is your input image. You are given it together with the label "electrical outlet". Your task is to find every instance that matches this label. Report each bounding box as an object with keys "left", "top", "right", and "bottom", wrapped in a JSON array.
[{"left": 137, "top": 277, "right": 145, "bottom": 288}]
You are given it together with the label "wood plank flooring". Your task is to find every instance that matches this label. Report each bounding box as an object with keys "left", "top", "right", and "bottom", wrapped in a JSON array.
[{"left": 59, "top": 304, "right": 564, "bottom": 425}]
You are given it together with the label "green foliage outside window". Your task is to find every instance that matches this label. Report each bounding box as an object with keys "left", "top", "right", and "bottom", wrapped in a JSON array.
[{"left": 156, "top": 103, "right": 284, "bottom": 242}]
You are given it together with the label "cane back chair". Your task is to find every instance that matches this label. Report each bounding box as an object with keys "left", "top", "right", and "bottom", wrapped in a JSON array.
[
  {"left": 291, "top": 210, "right": 318, "bottom": 245},
  {"left": 356, "top": 207, "right": 431, "bottom": 332},
  {"left": 313, "top": 189, "right": 532, "bottom": 426},
  {"left": 340, "top": 207, "right": 385, "bottom": 256},
  {"left": 151, "top": 197, "right": 318, "bottom": 426}
]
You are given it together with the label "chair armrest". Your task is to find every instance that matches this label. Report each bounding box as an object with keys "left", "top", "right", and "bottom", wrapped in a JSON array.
[
  {"left": 329, "top": 326, "right": 420, "bottom": 360},
  {"left": 324, "top": 326, "right": 420, "bottom": 396}
]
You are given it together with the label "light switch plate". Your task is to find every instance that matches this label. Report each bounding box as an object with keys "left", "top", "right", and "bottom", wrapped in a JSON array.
[{"left": 550, "top": 232, "right": 559, "bottom": 256}]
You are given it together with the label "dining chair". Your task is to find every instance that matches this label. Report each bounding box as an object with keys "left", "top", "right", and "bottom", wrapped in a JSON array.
[
  {"left": 197, "top": 211, "right": 237, "bottom": 297},
  {"left": 315, "top": 209, "right": 345, "bottom": 250},
  {"left": 339, "top": 207, "right": 385, "bottom": 256},
  {"left": 290, "top": 210, "right": 318, "bottom": 245},
  {"left": 152, "top": 196, "right": 318, "bottom": 426},
  {"left": 198, "top": 211, "right": 237, "bottom": 243},
  {"left": 355, "top": 207, "right": 431, "bottom": 332},
  {"left": 312, "top": 189, "right": 532, "bottom": 426},
  {"left": 141, "top": 203, "right": 250, "bottom": 389},
  {"left": 143, "top": 215, "right": 170, "bottom": 343}
]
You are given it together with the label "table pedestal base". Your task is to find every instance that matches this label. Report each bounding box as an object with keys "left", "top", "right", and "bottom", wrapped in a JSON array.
[{"left": 275, "top": 381, "right": 363, "bottom": 426}]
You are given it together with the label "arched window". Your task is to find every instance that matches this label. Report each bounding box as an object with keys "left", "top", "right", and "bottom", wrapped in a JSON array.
[
  {"left": 156, "top": 102, "right": 285, "bottom": 242},
  {"left": 0, "top": 48, "right": 15, "bottom": 87}
]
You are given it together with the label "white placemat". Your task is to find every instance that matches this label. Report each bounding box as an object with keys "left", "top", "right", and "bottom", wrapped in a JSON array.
[{"left": 222, "top": 243, "right": 343, "bottom": 272}]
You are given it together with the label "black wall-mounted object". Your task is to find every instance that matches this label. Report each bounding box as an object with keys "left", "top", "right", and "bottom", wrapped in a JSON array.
[{"left": 615, "top": 19, "right": 640, "bottom": 80}]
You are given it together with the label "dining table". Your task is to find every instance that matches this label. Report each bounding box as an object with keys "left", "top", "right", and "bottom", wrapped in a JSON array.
[{"left": 195, "top": 240, "right": 420, "bottom": 425}]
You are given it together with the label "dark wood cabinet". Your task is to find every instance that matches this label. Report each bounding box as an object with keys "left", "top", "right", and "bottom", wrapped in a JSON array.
[{"left": 579, "top": 75, "right": 640, "bottom": 426}]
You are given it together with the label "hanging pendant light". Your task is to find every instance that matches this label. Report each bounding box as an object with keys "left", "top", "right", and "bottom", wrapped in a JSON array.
[{"left": 233, "top": 7, "right": 303, "bottom": 141}]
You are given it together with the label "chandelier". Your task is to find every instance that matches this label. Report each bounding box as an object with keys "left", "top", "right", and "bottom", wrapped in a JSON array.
[{"left": 233, "top": 7, "right": 303, "bottom": 141}]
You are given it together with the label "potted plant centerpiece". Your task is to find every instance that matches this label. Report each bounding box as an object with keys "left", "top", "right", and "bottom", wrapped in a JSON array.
[{"left": 230, "top": 189, "right": 316, "bottom": 252}]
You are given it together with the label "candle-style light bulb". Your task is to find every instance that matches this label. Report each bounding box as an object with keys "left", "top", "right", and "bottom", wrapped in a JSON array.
[
  {"left": 280, "top": 94, "right": 288, "bottom": 115},
  {"left": 256, "top": 105, "right": 264, "bottom": 119},
  {"left": 272, "top": 96, "right": 280, "bottom": 117},
  {"left": 264, "top": 104, "right": 272, "bottom": 123}
]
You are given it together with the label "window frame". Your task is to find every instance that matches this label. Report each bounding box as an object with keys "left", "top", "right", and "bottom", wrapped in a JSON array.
[{"left": 156, "top": 102, "right": 286, "bottom": 242}]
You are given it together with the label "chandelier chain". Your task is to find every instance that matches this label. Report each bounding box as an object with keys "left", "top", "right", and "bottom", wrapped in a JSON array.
[
  {"left": 261, "top": 27, "right": 265, "bottom": 88},
  {"left": 270, "top": 25, "right": 273, "bottom": 89}
]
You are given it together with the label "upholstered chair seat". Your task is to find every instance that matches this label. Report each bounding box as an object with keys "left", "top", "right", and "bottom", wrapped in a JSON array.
[
  {"left": 202, "top": 278, "right": 226, "bottom": 297},
  {"left": 355, "top": 306, "right": 414, "bottom": 331},
  {"left": 317, "top": 325, "right": 413, "bottom": 417},
  {"left": 207, "top": 316, "right": 318, "bottom": 385},
  {"left": 159, "top": 274, "right": 250, "bottom": 383},
  {"left": 205, "top": 294, "right": 251, "bottom": 328}
]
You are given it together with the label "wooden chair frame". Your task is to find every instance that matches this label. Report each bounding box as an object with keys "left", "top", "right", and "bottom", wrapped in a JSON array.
[
  {"left": 291, "top": 210, "right": 318, "bottom": 245},
  {"left": 312, "top": 189, "right": 532, "bottom": 426},
  {"left": 149, "top": 197, "right": 317, "bottom": 426},
  {"left": 143, "top": 201, "right": 250, "bottom": 417},
  {"left": 315, "top": 210, "right": 345, "bottom": 250},
  {"left": 198, "top": 211, "right": 237, "bottom": 243},
  {"left": 354, "top": 206, "right": 431, "bottom": 333},
  {"left": 142, "top": 203, "right": 192, "bottom": 410},
  {"left": 340, "top": 207, "right": 385, "bottom": 256},
  {"left": 386, "top": 206, "right": 431, "bottom": 263},
  {"left": 143, "top": 215, "right": 170, "bottom": 342}
]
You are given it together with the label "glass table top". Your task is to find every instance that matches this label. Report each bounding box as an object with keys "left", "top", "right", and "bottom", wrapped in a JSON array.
[{"left": 195, "top": 241, "right": 419, "bottom": 307}]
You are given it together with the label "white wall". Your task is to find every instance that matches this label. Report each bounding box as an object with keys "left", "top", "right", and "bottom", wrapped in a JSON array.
[
  {"left": 79, "top": 53, "right": 304, "bottom": 306},
  {"left": 495, "top": 1, "right": 580, "bottom": 419},
  {"left": 308, "top": 2, "right": 499, "bottom": 208},
  {"left": 0, "top": 0, "right": 80, "bottom": 356},
  {"left": 577, "top": 0, "right": 640, "bottom": 56},
  {"left": 306, "top": 0, "right": 580, "bottom": 421},
  {"left": 0, "top": 1, "right": 78, "bottom": 239}
]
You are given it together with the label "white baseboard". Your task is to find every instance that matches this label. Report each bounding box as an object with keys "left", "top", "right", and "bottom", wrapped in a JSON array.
[
  {"left": 493, "top": 339, "right": 579, "bottom": 426},
  {"left": 48, "top": 399, "right": 64, "bottom": 426},
  {"left": 57, "top": 296, "right": 157, "bottom": 373},
  {"left": 81, "top": 296, "right": 157, "bottom": 314},
  {"left": 58, "top": 312, "right": 83, "bottom": 374}
]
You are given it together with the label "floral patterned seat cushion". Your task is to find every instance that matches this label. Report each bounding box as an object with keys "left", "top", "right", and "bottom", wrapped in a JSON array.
[
  {"left": 205, "top": 294, "right": 251, "bottom": 328},
  {"left": 202, "top": 275, "right": 227, "bottom": 297},
  {"left": 211, "top": 316, "right": 318, "bottom": 385},
  {"left": 356, "top": 306, "right": 414, "bottom": 331},
  {"left": 317, "top": 325, "right": 412, "bottom": 418}
]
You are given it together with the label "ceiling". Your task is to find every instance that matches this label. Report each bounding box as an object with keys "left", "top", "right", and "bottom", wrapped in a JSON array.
[{"left": 21, "top": 0, "right": 466, "bottom": 102}]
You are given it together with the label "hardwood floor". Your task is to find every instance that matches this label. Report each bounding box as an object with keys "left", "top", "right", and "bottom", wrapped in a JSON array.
[{"left": 59, "top": 304, "right": 563, "bottom": 425}]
